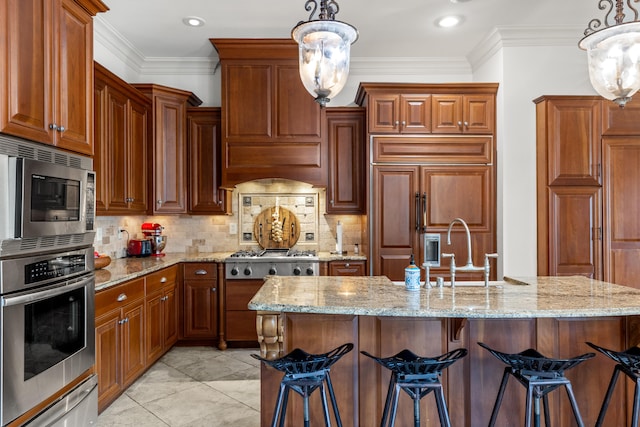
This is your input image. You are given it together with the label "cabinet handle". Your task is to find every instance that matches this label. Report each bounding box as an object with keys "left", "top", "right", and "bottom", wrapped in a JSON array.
[
  {"left": 211, "top": 287, "right": 217, "bottom": 292},
  {"left": 195, "top": 269, "right": 208, "bottom": 275},
  {"left": 118, "top": 317, "right": 129, "bottom": 325},
  {"left": 49, "top": 123, "right": 58, "bottom": 131},
  {"left": 415, "top": 192, "right": 420, "bottom": 231},
  {"left": 57, "top": 125, "right": 65, "bottom": 132},
  {"left": 160, "top": 277, "right": 167, "bottom": 283},
  {"left": 422, "top": 192, "right": 428, "bottom": 233},
  {"left": 117, "top": 293, "right": 127, "bottom": 302},
  {"left": 161, "top": 296, "right": 168, "bottom": 301}
]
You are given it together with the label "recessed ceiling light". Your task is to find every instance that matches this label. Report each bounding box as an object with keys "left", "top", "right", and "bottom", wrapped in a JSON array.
[
  {"left": 436, "top": 15, "right": 463, "bottom": 28},
  {"left": 182, "top": 16, "right": 205, "bottom": 27},
  {"left": 449, "top": 0, "right": 471, "bottom": 3}
]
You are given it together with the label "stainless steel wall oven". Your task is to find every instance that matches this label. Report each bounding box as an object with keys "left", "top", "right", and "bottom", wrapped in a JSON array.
[{"left": 0, "top": 247, "right": 96, "bottom": 426}]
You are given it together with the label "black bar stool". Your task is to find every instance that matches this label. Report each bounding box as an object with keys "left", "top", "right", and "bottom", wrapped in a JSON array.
[
  {"left": 478, "top": 342, "right": 594, "bottom": 427},
  {"left": 251, "top": 343, "right": 353, "bottom": 427},
  {"left": 361, "top": 348, "right": 467, "bottom": 427},
  {"left": 586, "top": 341, "right": 640, "bottom": 427}
]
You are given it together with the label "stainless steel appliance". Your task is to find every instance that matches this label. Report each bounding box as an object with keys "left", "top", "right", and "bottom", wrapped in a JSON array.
[
  {"left": 225, "top": 249, "right": 319, "bottom": 279},
  {"left": 0, "top": 137, "right": 95, "bottom": 258},
  {"left": 0, "top": 227, "right": 96, "bottom": 426}
]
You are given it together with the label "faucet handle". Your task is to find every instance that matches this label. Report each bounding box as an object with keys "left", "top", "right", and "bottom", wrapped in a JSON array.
[
  {"left": 441, "top": 253, "right": 455, "bottom": 259},
  {"left": 485, "top": 253, "right": 499, "bottom": 259}
]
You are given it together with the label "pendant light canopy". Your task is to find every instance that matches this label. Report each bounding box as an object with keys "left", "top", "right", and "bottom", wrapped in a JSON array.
[
  {"left": 579, "top": 0, "right": 640, "bottom": 108},
  {"left": 292, "top": 0, "right": 358, "bottom": 107}
]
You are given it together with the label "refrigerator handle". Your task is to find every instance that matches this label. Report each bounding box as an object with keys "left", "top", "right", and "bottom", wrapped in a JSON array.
[
  {"left": 415, "top": 192, "right": 420, "bottom": 231},
  {"left": 422, "top": 193, "right": 428, "bottom": 233}
]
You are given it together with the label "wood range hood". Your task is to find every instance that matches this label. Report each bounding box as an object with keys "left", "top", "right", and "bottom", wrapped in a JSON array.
[{"left": 211, "top": 39, "right": 327, "bottom": 189}]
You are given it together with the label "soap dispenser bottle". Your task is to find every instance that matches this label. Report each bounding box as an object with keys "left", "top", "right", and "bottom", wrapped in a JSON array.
[{"left": 404, "top": 254, "right": 421, "bottom": 291}]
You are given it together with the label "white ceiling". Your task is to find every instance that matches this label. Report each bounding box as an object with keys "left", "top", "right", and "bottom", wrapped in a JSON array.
[{"left": 98, "top": 0, "right": 600, "bottom": 61}]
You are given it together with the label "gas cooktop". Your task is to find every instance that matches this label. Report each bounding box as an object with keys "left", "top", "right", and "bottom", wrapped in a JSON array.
[
  {"left": 225, "top": 248, "right": 319, "bottom": 278},
  {"left": 228, "top": 249, "right": 317, "bottom": 259}
]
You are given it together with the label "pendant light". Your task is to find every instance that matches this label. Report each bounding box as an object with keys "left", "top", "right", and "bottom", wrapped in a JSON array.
[
  {"left": 292, "top": 0, "right": 358, "bottom": 107},
  {"left": 579, "top": 0, "right": 640, "bottom": 108}
]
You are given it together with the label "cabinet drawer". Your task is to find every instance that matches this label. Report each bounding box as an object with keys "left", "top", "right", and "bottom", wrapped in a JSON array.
[
  {"left": 183, "top": 263, "right": 217, "bottom": 281},
  {"left": 373, "top": 136, "right": 493, "bottom": 164},
  {"left": 95, "top": 278, "right": 145, "bottom": 318},
  {"left": 145, "top": 265, "right": 178, "bottom": 294},
  {"left": 329, "top": 261, "right": 366, "bottom": 276}
]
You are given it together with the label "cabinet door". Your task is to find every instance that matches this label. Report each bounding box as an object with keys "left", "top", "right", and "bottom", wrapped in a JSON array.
[
  {"left": 372, "top": 165, "right": 420, "bottom": 280},
  {"left": 537, "top": 97, "right": 602, "bottom": 186},
  {"left": 95, "top": 310, "right": 120, "bottom": 412},
  {"left": 0, "top": 0, "right": 54, "bottom": 144},
  {"left": 544, "top": 186, "right": 602, "bottom": 278},
  {"left": 326, "top": 108, "right": 365, "bottom": 213},
  {"left": 104, "top": 87, "right": 129, "bottom": 212},
  {"left": 603, "top": 137, "right": 640, "bottom": 288},
  {"left": 184, "top": 281, "right": 218, "bottom": 338},
  {"left": 431, "top": 94, "right": 463, "bottom": 134},
  {"left": 421, "top": 165, "right": 495, "bottom": 279},
  {"left": 163, "top": 284, "right": 179, "bottom": 348},
  {"left": 127, "top": 99, "right": 149, "bottom": 213},
  {"left": 368, "top": 94, "right": 400, "bottom": 133},
  {"left": 400, "top": 95, "right": 431, "bottom": 133},
  {"left": 55, "top": 0, "right": 93, "bottom": 155},
  {"left": 145, "top": 289, "right": 164, "bottom": 364},
  {"left": 152, "top": 94, "right": 187, "bottom": 213},
  {"left": 187, "top": 108, "right": 228, "bottom": 214},
  {"left": 121, "top": 301, "right": 146, "bottom": 388}
]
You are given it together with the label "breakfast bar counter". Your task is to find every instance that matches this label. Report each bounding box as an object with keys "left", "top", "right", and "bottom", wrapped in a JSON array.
[{"left": 249, "top": 276, "right": 640, "bottom": 426}]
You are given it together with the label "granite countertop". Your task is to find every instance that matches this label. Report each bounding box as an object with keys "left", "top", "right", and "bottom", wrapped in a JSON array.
[
  {"left": 94, "top": 251, "right": 366, "bottom": 291},
  {"left": 248, "top": 275, "right": 640, "bottom": 318}
]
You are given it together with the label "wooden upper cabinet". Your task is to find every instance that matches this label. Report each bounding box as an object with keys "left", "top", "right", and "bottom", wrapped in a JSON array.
[
  {"left": 133, "top": 84, "right": 202, "bottom": 214},
  {"left": 0, "top": 0, "right": 107, "bottom": 155},
  {"left": 326, "top": 107, "right": 365, "bottom": 214},
  {"left": 602, "top": 97, "right": 640, "bottom": 135},
  {"left": 187, "top": 107, "right": 230, "bottom": 214},
  {"left": 94, "top": 63, "right": 150, "bottom": 215},
  {"left": 368, "top": 94, "right": 431, "bottom": 134},
  {"left": 534, "top": 96, "right": 602, "bottom": 186},
  {"left": 432, "top": 94, "right": 494, "bottom": 134},
  {"left": 211, "top": 39, "right": 326, "bottom": 188}
]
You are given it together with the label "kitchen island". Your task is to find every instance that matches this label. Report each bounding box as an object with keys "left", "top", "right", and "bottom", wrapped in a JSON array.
[{"left": 249, "top": 276, "right": 640, "bottom": 427}]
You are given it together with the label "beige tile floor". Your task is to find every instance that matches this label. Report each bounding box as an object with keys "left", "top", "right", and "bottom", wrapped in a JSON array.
[{"left": 96, "top": 346, "right": 261, "bottom": 427}]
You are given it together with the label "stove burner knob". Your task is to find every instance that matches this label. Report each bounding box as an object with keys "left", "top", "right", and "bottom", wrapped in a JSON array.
[
  {"left": 231, "top": 266, "right": 239, "bottom": 276},
  {"left": 293, "top": 266, "right": 302, "bottom": 276},
  {"left": 244, "top": 266, "right": 252, "bottom": 276},
  {"left": 306, "top": 267, "right": 315, "bottom": 276},
  {"left": 269, "top": 266, "right": 277, "bottom": 275}
]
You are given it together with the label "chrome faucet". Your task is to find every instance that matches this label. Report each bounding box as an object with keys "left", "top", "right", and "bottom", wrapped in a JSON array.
[{"left": 441, "top": 218, "right": 498, "bottom": 287}]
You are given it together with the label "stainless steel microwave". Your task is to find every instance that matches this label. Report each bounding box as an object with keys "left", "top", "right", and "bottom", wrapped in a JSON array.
[{"left": 0, "top": 153, "right": 96, "bottom": 257}]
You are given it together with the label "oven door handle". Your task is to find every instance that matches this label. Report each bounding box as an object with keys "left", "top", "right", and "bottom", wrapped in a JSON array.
[{"left": 2, "top": 275, "right": 93, "bottom": 307}]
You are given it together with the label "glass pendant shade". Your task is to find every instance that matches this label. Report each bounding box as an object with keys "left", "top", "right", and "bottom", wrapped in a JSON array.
[
  {"left": 580, "top": 22, "right": 640, "bottom": 107},
  {"left": 292, "top": 20, "right": 358, "bottom": 107}
]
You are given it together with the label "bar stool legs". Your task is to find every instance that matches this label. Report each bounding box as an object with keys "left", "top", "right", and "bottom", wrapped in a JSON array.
[
  {"left": 362, "top": 348, "right": 467, "bottom": 427},
  {"left": 586, "top": 342, "right": 640, "bottom": 427},
  {"left": 479, "top": 342, "right": 594, "bottom": 427},
  {"left": 253, "top": 343, "right": 353, "bottom": 427}
]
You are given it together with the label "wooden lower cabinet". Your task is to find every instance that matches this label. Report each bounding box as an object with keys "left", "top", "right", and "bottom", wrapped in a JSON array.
[
  {"left": 95, "top": 278, "right": 146, "bottom": 413},
  {"left": 182, "top": 263, "right": 219, "bottom": 341},
  {"left": 225, "top": 279, "right": 263, "bottom": 343},
  {"left": 260, "top": 313, "right": 631, "bottom": 427},
  {"left": 145, "top": 266, "right": 179, "bottom": 365}
]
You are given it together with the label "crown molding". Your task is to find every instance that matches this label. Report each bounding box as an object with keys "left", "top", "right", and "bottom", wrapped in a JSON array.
[
  {"left": 94, "top": 16, "right": 145, "bottom": 73},
  {"left": 468, "top": 26, "right": 584, "bottom": 71}
]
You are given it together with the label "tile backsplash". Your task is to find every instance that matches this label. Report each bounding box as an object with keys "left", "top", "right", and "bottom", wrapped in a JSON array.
[{"left": 94, "top": 179, "right": 365, "bottom": 258}]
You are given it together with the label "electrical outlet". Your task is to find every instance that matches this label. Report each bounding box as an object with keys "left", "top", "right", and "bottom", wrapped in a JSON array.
[
  {"left": 118, "top": 227, "right": 126, "bottom": 240},
  {"left": 229, "top": 223, "right": 238, "bottom": 235}
]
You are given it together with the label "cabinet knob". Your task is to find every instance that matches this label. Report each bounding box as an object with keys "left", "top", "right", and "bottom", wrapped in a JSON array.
[
  {"left": 457, "top": 121, "right": 463, "bottom": 127},
  {"left": 401, "top": 121, "right": 406, "bottom": 127},
  {"left": 157, "top": 200, "right": 163, "bottom": 206},
  {"left": 345, "top": 263, "right": 350, "bottom": 268},
  {"left": 394, "top": 120, "right": 399, "bottom": 127},
  {"left": 160, "top": 277, "right": 167, "bottom": 283},
  {"left": 49, "top": 123, "right": 58, "bottom": 131},
  {"left": 211, "top": 287, "right": 217, "bottom": 292},
  {"left": 57, "top": 125, "right": 65, "bottom": 132},
  {"left": 463, "top": 121, "right": 469, "bottom": 128},
  {"left": 117, "top": 293, "right": 127, "bottom": 302}
]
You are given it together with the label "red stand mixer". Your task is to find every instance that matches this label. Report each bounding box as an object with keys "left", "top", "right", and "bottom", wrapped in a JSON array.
[{"left": 142, "top": 222, "right": 167, "bottom": 257}]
